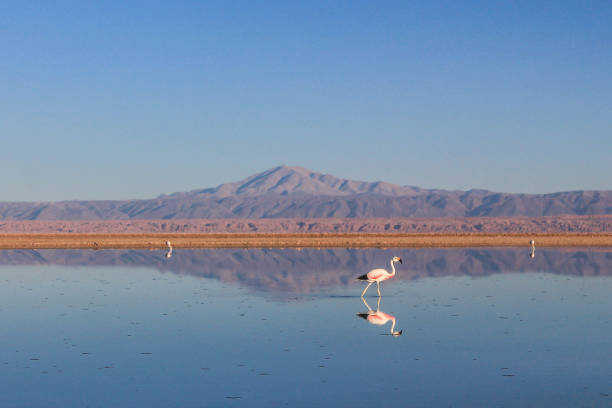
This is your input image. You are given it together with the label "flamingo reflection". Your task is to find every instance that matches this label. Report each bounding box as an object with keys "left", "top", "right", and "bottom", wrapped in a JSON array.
[
  {"left": 529, "top": 240, "right": 535, "bottom": 259},
  {"left": 357, "top": 296, "right": 402, "bottom": 337},
  {"left": 165, "top": 241, "right": 173, "bottom": 259}
]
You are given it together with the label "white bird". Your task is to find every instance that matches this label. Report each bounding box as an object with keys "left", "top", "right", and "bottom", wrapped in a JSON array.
[
  {"left": 529, "top": 239, "right": 535, "bottom": 259},
  {"left": 357, "top": 296, "right": 402, "bottom": 336},
  {"left": 357, "top": 256, "right": 402, "bottom": 297},
  {"left": 165, "top": 240, "right": 173, "bottom": 259}
]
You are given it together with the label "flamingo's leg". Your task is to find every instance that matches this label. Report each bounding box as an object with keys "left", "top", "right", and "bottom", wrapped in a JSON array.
[
  {"left": 361, "top": 282, "right": 373, "bottom": 297},
  {"left": 377, "top": 281, "right": 381, "bottom": 297}
]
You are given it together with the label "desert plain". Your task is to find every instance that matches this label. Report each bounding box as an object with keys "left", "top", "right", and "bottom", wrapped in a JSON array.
[{"left": 1, "top": 215, "right": 611, "bottom": 249}]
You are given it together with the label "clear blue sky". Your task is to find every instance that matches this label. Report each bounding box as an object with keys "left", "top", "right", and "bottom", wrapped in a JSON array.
[{"left": 1, "top": 1, "right": 611, "bottom": 201}]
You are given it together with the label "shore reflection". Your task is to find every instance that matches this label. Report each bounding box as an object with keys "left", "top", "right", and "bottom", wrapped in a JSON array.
[{"left": 0, "top": 247, "right": 610, "bottom": 293}]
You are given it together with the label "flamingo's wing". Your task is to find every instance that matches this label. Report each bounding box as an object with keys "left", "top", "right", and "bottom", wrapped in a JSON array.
[{"left": 367, "top": 268, "right": 386, "bottom": 280}]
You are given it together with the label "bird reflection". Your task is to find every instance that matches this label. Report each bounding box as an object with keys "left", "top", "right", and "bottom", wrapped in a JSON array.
[
  {"left": 529, "top": 240, "right": 535, "bottom": 259},
  {"left": 165, "top": 241, "right": 173, "bottom": 259},
  {"left": 357, "top": 296, "right": 402, "bottom": 337}
]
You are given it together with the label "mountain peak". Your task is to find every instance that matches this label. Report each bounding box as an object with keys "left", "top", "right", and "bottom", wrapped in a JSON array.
[{"left": 188, "top": 165, "right": 419, "bottom": 197}]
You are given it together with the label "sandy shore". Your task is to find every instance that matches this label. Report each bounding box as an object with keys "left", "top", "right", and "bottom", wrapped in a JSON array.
[{"left": 1, "top": 233, "right": 612, "bottom": 249}]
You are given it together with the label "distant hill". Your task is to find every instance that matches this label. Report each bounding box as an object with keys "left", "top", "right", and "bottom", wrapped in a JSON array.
[{"left": 1, "top": 165, "right": 611, "bottom": 220}]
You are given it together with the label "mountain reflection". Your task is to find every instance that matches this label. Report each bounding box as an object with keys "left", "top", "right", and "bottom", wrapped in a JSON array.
[{"left": 0, "top": 248, "right": 610, "bottom": 293}]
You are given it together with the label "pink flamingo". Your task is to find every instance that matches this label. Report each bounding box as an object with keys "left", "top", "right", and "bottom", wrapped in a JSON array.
[
  {"left": 357, "top": 296, "right": 402, "bottom": 336},
  {"left": 357, "top": 256, "right": 402, "bottom": 297}
]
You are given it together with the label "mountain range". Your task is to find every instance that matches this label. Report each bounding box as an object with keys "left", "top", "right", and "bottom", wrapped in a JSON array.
[{"left": 1, "top": 165, "right": 611, "bottom": 220}]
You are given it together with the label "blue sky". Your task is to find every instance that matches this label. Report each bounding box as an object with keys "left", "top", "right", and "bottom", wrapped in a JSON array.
[{"left": 1, "top": 1, "right": 611, "bottom": 201}]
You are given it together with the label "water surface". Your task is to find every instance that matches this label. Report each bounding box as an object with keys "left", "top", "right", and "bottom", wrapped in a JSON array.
[{"left": 0, "top": 248, "right": 610, "bottom": 407}]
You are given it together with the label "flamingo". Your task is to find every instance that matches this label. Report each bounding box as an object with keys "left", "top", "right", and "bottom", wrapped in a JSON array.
[
  {"left": 529, "top": 239, "right": 535, "bottom": 259},
  {"left": 357, "top": 256, "right": 402, "bottom": 297},
  {"left": 357, "top": 296, "right": 402, "bottom": 336},
  {"left": 165, "top": 240, "right": 173, "bottom": 259}
]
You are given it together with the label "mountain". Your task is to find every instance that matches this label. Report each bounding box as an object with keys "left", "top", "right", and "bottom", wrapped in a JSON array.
[
  {"left": 165, "top": 165, "right": 422, "bottom": 197},
  {"left": 1, "top": 165, "right": 611, "bottom": 220}
]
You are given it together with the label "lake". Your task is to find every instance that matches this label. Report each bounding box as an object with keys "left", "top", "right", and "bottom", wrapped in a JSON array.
[{"left": 0, "top": 248, "right": 611, "bottom": 407}]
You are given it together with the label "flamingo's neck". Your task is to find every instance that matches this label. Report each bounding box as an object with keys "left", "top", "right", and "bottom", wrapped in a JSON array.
[{"left": 390, "top": 260, "right": 396, "bottom": 276}]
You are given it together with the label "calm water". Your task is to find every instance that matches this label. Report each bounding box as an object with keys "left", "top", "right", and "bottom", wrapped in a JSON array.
[{"left": 0, "top": 248, "right": 611, "bottom": 407}]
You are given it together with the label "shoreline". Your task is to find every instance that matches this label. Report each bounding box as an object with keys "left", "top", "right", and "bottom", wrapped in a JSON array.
[{"left": 1, "top": 233, "right": 612, "bottom": 249}]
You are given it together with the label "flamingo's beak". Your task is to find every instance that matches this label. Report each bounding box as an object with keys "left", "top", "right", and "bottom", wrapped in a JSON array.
[
  {"left": 398, "top": 258, "right": 403, "bottom": 264},
  {"left": 392, "top": 330, "right": 403, "bottom": 337}
]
